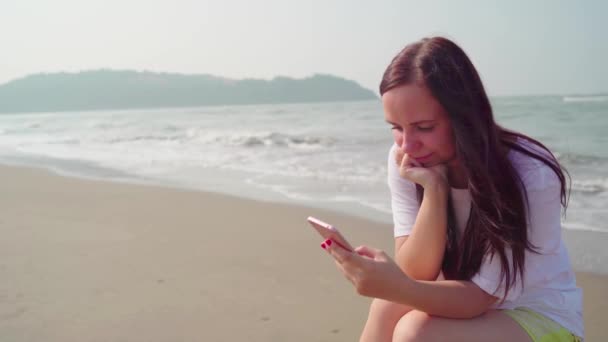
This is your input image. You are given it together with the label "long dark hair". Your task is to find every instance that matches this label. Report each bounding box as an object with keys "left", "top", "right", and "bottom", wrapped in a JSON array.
[{"left": 380, "top": 37, "right": 570, "bottom": 299}]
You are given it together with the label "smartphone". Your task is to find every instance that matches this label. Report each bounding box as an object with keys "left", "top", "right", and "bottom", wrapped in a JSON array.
[{"left": 307, "top": 216, "right": 354, "bottom": 252}]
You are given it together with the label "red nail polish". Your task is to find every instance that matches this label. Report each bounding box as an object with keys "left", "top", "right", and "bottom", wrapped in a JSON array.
[
  {"left": 327, "top": 239, "right": 333, "bottom": 246},
  {"left": 321, "top": 243, "right": 327, "bottom": 249}
]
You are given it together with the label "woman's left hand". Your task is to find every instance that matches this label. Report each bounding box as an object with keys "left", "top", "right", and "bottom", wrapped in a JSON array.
[{"left": 322, "top": 239, "right": 412, "bottom": 302}]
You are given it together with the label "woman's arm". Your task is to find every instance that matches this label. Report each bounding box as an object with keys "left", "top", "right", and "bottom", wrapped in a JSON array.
[
  {"left": 397, "top": 279, "right": 498, "bottom": 319},
  {"left": 389, "top": 145, "right": 449, "bottom": 280},
  {"left": 325, "top": 244, "right": 497, "bottom": 319},
  {"left": 394, "top": 183, "right": 448, "bottom": 280}
]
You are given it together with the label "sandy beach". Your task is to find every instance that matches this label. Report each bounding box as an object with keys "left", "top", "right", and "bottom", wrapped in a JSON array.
[{"left": 0, "top": 164, "right": 606, "bottom": 341}]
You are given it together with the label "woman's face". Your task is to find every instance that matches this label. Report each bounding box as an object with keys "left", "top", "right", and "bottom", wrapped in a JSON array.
[{"left": 382, "top": 83, "right": 457, "bottom": 167}]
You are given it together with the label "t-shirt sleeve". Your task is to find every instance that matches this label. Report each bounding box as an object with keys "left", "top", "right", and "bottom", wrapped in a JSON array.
[
  {"left": 471, "top": 153, "right": 563, "bottom": 301},
  {"left": 387, "top": 144, "right": 420, "bottom": 237},
  {"left": 470, "top": 249, "right": 523, "bottom": 302}
]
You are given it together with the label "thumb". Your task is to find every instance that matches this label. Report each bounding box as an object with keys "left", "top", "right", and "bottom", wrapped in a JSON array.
[{"left": 355, "top": 245, "right": 386, "bottom": 259}]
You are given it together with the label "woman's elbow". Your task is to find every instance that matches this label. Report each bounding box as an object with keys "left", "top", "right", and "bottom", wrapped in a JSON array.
[
  {"left": 399, "top": 263, "right": 441, "bottom": 281},
  {"left": 464, "top": 293, "right": 498, "bottom": 318}
]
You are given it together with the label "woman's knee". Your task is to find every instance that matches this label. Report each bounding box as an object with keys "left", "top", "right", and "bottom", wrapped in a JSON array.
[
  {"left": 369, "top": 298, "right": 413, "bottom": 322},
  {"left": 392, "top": 310, "right": 435, "bottom": 342},
  {"left": 360, "top": 299, "right": 414, "bottom": 342}
]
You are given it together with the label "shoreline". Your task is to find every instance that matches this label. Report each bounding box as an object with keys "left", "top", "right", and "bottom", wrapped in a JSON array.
[
  {"left": 2, "top": 157, "right": 607, "bottom": 275},
  {"left": 0, "top": 164, "right": 606, "bottom": 341},
  {"left": 0, "top": 154, "right": 396, "bottom": 225}
]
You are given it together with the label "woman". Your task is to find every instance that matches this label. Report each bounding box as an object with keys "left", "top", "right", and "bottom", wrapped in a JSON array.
[{"left": 321, "top": 37, "right": 583, "bottom": 341}]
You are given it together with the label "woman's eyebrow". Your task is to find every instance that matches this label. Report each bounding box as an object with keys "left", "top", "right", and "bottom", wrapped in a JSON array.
[
  {"left": 385, "top": 119, "right": 435, "bottom": 126},
  {"left": 409, "top": 119, "right": 435, "bottom": 125}
]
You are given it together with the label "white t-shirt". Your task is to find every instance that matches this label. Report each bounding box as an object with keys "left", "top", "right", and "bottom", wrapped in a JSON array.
[{"left": 387, "top": 141, "right": 584, "bottom": 338}]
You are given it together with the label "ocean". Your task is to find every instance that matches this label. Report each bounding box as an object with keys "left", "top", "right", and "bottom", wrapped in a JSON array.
[{"left": 0, "top": 96, "right": 606, "bottom": 272}]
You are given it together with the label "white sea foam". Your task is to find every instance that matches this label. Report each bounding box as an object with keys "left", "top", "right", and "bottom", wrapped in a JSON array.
[
  {"left": 571, "top": 178, "right": 608, "bottom": 194},
  {"left": 0, "top": 99, "right": 606, "bottom": 239},
  {"left": 562, "top": 95, "right": 608, "bottom": 103},
  {"left": 562, "top": 221, "right": 607, "bottom": 233}
]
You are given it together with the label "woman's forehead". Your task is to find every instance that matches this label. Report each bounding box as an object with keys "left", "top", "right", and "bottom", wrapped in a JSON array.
[{"left": 382, "top": 84, "right": 445, "bottom": 123}]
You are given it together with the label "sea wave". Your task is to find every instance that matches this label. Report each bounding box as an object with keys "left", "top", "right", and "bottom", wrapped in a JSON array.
[
  {"left": 571, "top": 178, "right": 608, "bottom": 194},
  {"left": 199, "top": 132, "right": 336, "bottom": 149},
  {"left": 562, "top": 221, "right": 607, "bottom": 233},
  {"left": 236, "top": 132, "right": 334, "bottom": 148},
  {"left": 562, "top": 95, "right": 608, "bottom": 103},
  {"left": 27, "top": 122, "right": 42, "bottom": 129},
  {"left": 47, "top": 138, "right": 80, "bottom": 145},
  {"left": 106, "top": 135, "right": 183, "bottom": 144},
  {"left": 556, "top": 153, "right": 607, "bottom": 166}
]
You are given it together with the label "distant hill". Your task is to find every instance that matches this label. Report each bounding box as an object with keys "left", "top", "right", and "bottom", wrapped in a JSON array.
[{"left": 0, "top": 70, "right": 377, "bottom": 113}]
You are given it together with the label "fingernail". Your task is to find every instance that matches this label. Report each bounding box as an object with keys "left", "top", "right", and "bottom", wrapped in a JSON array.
[
  {"left": 321, "top": 243, "right": 327, "bottom": 249},
  {"left": 326, "top": 239, "right": 333, "bottom": 246}
]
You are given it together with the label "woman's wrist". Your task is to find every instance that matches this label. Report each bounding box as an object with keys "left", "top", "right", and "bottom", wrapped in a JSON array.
[
  {"left": 423, "top": 179, "right": 449, "bottom": 199},
  {"left": 390, "top": 272, "right": 417, "bottom": 306}
]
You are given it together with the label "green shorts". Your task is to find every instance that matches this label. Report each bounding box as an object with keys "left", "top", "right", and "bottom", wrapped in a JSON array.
[{"left": 502, "top": 307, "right": 582, "bottom": 342}]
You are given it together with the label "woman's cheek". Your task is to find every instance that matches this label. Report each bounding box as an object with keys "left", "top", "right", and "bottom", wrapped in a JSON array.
[{"left": 392, "top": 130, "right": 403, "bottom": 147}]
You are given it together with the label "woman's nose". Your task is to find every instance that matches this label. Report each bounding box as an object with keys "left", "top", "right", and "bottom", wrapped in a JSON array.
[{"left": 401, "top": 133, "right": 420, "bottom": 153}]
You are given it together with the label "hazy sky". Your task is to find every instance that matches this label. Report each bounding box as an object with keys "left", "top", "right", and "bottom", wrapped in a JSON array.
[{"left": 1, "top": 0, "right": 606, "bottom": 96}]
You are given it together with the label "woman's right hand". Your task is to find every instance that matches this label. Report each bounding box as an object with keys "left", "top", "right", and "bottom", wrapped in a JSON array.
[{"left": 395, "top": 146, "right": 448, "bottom": 191}]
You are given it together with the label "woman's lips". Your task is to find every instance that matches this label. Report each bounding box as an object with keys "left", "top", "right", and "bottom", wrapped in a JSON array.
[{"left": 414, "top": 153, "right": 433, "bottom": 163}]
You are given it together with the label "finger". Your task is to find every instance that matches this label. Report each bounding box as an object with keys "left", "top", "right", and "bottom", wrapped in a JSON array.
[
  {"left": 394, "top": 146, "right": 405, "bottom": 165},
  {"left": 407, "top": 154, "right": 422, "bottom": 167},
  {"left": 400, "top": 152, "right": 422, "bottom": 170},
  {"left": 324, "top": 243, "right": 357, "bottom": 284},
  {"left": 354, "top": 245, "right": 386, "bottom": 260},
  {"left": 357, "top": 246, "right": 391, "bottom": 263},
  {"left": 354, "top": 245, "right": 378, "bottom": 258},
  {"left": 399, "top": 151, "right": 409, "bottom": 169},
  {"left": 333, "top": 259, "right": 350, "bottom": 278},
  {"left": 334, "top": 260, "right": 358, "bottom": 285},
  {"left": 325, "top": 239, "right": 354, "bottom": 264},
  {"left": 399, "top": 154, "right": 420, "bottom": 179}
]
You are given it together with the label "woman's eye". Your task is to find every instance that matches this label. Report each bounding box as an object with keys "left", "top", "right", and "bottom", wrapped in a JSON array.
[
  {"left": 391, "top": 126, "right": 403, "bottom": 132},
  {"left": 417, "top": 126, "right": 434, "bottom": 132}
]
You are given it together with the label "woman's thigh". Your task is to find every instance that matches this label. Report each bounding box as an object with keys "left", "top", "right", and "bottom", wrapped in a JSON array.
[
  {"left": 392, "top": 309, "right": 532, "bottom": 342},
  {"left": 360, "top": 299, "right": 414, "bottom": 342}
]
